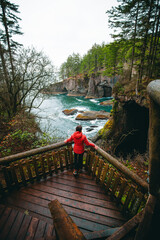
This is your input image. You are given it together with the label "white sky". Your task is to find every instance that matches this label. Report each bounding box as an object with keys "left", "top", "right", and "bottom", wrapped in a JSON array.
[{"left": 13, "top": 0, "right": 118, "bottom": 68}]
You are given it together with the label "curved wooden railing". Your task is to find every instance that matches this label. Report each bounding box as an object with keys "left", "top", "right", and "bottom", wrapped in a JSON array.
[
  {"left": 0, "top": 141, "right": 73, "bottom": 190},
  {"left": 0, "top": 141, "right": 69, "bottom": 164},
  {"left": 0, "top": 138, "right": 148, "bottom": 218},
  {"left": 94, "top": 144, "right": 148, "bottom": 192},
  {"left": 133, "top": 79, "right": 160, "bottom": 239},
  {"left": 85, "top": 148, "right": 148, "bottom": 217}
]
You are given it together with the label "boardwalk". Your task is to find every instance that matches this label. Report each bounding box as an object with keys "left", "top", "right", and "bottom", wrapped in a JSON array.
[{"left": 0, "top": 170, "right": 127, "bottom": 239}]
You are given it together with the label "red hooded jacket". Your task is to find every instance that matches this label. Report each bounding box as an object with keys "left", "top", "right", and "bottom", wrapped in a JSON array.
[{"left": 66, "top": 131, "right": 95, "bottom": 154}]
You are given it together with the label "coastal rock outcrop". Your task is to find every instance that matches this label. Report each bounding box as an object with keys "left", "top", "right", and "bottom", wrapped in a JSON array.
[
  {"left": 100, "top": 100, "right": 113, "bottom": 106},
  {"left": 44, "top": 73, "right": 119, "bottom": 98},
  {"left": 62, "top": 108, "right": 110, "bottom": 120},
  {"left": 75, "top": 111, "right": 110, "bottom": 120},
  {"left": 95, "top": 96, "right": 149, "bottom": 156},
  {"left": 62, "top": 109, "right": 78, "bottom": 115},
  {"left": 85, "top": 77, "right": 113, "bottom": 98}
]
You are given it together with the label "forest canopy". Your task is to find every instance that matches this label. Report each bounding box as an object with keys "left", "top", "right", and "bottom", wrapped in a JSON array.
[{"left": 59, "top": 0, "right": 160, "bottom": 84}]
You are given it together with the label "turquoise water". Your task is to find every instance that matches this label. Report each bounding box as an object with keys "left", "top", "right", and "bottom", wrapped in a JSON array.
[{"left": 32, "top": 94, "right": 112, "bottom": 141}]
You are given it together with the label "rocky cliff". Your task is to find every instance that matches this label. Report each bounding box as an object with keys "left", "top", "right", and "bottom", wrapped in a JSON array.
[
  {"left": 94, "top": 78, "right": 151, "bottom": 157},
  {"left": 44, "top": 73, "right": 120, "bottom": 98}
]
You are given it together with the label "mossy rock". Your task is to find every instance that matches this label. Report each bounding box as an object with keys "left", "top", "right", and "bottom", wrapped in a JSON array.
[
  {"left": 99, "top": 119, "right": 113, "bottom": 138},
  {"left": 76, "top": 111, "right": 110, "bottom": 120},
  {"left": 62, "top": 109, "right": 78, "bottom": 115},
  {"left": 96, "top": 114, "right": 108, "bottom": 119},
  {"left": 76, "top": 113, "right": 96, "bottom": 120},
  {"left": 100, "top": 100, "right": 113, "bottom": 106}
]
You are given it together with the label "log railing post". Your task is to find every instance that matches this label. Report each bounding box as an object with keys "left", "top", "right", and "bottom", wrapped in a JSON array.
[
  {"left": 134, "top": 80, "right": 160, "bottom": 239},
  {"left": 48, "top": 199, "right": 86, "bottom": 240},
  {"left": 147, "top": 80, "right": 160, "bottom": 197}
]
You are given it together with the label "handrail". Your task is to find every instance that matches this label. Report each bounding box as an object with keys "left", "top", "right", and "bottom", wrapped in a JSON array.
[
  {"left": 0, "top": 139, "right": 148, "bottom": 192},
  {"left": 147, "top": 79, "right": 160, "bottom": 105},
  {"left": 95, "top": 146, "right": 148, "bottom": 193},
  {"left": 0, "top": 120, "right": 150, "bottom": 218},
  {"left": 128, "top": 79, "right": 160, "bottom": 239},
  {"left": 147, "top": 79, "right": 160, "bottom": 197},
  {"left": 0, "top": 141, "right": 71, "bottom": 165}
]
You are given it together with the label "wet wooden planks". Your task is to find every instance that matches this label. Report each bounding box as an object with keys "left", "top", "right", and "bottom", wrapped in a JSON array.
[
  {"left": 0, "top": 205, "right": 55, "bottom": 240},
  {"left": 1, "top": 170, "right": 127, "bottom": 237}
]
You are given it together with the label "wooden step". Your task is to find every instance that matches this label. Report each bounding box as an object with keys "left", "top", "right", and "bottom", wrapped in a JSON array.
[{"left": 0, "top": 204, "right": 55, "bottom": 240}]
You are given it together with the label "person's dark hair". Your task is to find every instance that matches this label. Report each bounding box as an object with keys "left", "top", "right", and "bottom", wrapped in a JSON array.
[{"left": 76, "top": 125, "right": 82, "bottom": 132}]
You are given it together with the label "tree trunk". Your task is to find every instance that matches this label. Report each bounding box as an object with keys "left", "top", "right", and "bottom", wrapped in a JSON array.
[
  {"left": 1, "top": 0, "right": 15, "bottom": 80},
  {"left": 0, "top": 41, "right": 12, "bottom": 117},
  {"left": 149, "top": 2, "right": 160, "bottom": 77},
  {"left": 130, "top": 1, "right": 139, "bottom": 84},
  {"left": 139, "top": 0, "right": 154, "bottom": 81}
]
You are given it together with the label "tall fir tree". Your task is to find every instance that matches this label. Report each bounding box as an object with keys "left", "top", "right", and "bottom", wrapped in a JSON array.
[
  {"left": 106, "top": 0, "right": 160, "bottom": 83},
  {"left": 0, "top": 0, "right": 22, "bottom": 117}
]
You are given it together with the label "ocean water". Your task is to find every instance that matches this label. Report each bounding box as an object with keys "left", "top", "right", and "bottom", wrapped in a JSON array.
[{"left": 32, "top": 94, "right": 112, "bottom": 141}]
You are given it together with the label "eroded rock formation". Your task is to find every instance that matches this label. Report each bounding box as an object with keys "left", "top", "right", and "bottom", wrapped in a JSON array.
[
  {"left": 62, "top": 109, "right": 110, "bottom": 120},
  {"left": 75, "top": 111, "right": 110, "bottom": 120},
  {"left": 44, "top": 73, "right": 119, "bottom": 98},
  {"left": 62, "top": 109, "right": 78, "bottom": 115},
  {"left": 95, "top": 95, "right": 149, "bottom": 156}
]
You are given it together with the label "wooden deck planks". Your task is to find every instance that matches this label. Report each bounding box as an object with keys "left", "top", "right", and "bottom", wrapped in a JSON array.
[
  {"left": 5, "top": 193, "right": 122, "bottom": 233},
  {"left": 0, "top": 206, "right": 12, "bottom": 231},
  {"left": 7, "top": 211, "right": 25, "bottom": 240},
  {"left": 42, "top": 178, "right": 110, "bottom": 200},
  {"left": 0, "top": 205, "right": 55, "bottom": 240},
  {"left": 1, "top": 170, "right": 128, "bottom": 238},
  {"left": 33, "top": 220, "right": 47, "bottom": 240},
  {"left": 0, "top": 208, "right": 18, "bottom": 240},
  {"left": 49, "top": 176, "right": 106, "bottom": 193},
  {"left": 27, "top": 182, "right": 118, "bottom": 209},
  {"left": 15, "top": 189, "right": 124, "bottom": 220}
]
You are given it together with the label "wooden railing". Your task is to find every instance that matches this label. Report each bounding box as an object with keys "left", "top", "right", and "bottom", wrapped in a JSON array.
[
  {"left": 0, "top": 139, "right": 148, "bottom": 218},
  {"left": 85, "top": 147, "right": 148, "bottom": 217},
  {"left": 0, "top": 141, "right": 73, "bottom": 194},
  {"left": 133, "top": 79, "right": 160, "bottom": 239}
]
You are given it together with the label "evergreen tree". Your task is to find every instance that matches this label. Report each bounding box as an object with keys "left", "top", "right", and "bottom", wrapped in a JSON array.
[
  {"left": 147, "top": 0, "right": 160, "bottom": 78},
  {"left": 0, "top": 0, "right": 22, "bottom": 79},
  {"left": 59, "top": 53, "right": 81, "bottom": 79},
  {"left": 0, "top": 0, "right": 23, "bottom": 117},
  {"left": 103, "top": 41, "right": 124, "bottom": 77},
  {"left": 80, "top": 44, "right": 104, "bottom": 75},
  {"left": 106, "top": 0, "right": 160, "bottom": 83}
]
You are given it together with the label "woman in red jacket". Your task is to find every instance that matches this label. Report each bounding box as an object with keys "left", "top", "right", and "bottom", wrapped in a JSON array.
[{"left": 64, "top": 125, "right": 97, "bottom": 175}]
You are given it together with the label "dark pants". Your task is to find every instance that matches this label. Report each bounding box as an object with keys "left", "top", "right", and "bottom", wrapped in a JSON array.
[{"left": 74, "top": 152, "right": 84, "bottom": 171}]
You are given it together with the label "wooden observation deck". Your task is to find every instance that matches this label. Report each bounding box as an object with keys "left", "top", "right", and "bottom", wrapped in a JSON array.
[
  {"left": 0, "top": 170, "right": 127, "bottom": 239},
  {"left": 0, "top": 140, "right": 148, "bottom": 240}
]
